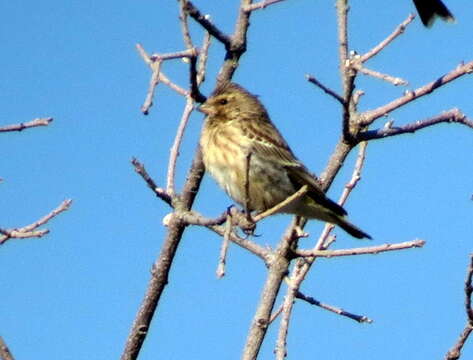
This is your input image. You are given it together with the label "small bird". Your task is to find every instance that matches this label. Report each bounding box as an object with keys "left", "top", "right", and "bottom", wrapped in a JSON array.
[
  {"left": 199, "top": 83, "right": 371, "bottom": 239},
  {"left": 412, "top": 0, "right": 455, "bottom": 27}
]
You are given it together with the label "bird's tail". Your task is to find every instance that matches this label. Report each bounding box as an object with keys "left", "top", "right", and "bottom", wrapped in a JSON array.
[
  {"left": 413, "top": 0, "right": 455, "bottom": 27},
  {"left": 332, "top": 215, "right": 372, "bottom": 240}
]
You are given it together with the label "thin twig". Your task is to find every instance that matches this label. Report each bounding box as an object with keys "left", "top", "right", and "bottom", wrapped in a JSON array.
[
  {"left": 243, "top": 0, "right": 287, "bottom": 12},
  {"left": 0, "top": 118, "right": 53, "bottom": 133},
  {"left": 150, "top": 49, "right": 197, "bottom": 61},
  {"left": 359, "top": 108, "right": 473, "bottom": 141},
  {"left": 184, "top": 1, "right": 231, "bottom": 48},
  {"left": 305, "top": 74, "right": 345, "bottom": 105},
  {"left": 353, "top": 64, "right": 408, "bottom": 86},
  {"left": 166, "top": 98, "right": 194, "bottom": 195},
  {"left": 361, "top": 61, "right": 473, "bottom": 126},
  {"left": 0, "top": 336, "right": 15, "bottom": 360},
  {"left": 136, "top": 44, "right": 189, "bottom": 105},
  {"left": 269, "top": 304, "right": 284, "bottom": 324},
  {"left": 360, "top": 14, "right": 415, "bottom": 63},
  {"left": 179, "top": 0, "right": 194, "bottom": 49},
  {"left": 336, "top": 0, "right": 356, "bottom": 144},
  {"left": 216, "top": 214, "right": 232, "bottom": 278},
  {"left": 189, "top": 56, "right": 207, "bottom": 103},
  {"left": 197, "top": 32, "right": 211, "bottom": 85},
  {"left": 296, "top": 290, "right": 373, "bottom": 323},
  {"left": 131, "top": 158, "right": 173, "bottom": 206},
  {"left": 295, "top": 239, "right": 425, "bottom": 258},
  {"left": 244, "top": 152, "right": 253, "bottom": 222},
  {"left": 252, "top": 185, "right": 308, "bottom": 223},
  {"left": 445, "top": 254, "right": 473, "bottom": 360},
  {"left": 338, "top": 141, "right": 367, "bottom": 206},
  {"left": 0, "top": 199, "right": 72, "bottom": 245},
  {"left": 141, "top": 59, "right": 162, "bottom": 115}
]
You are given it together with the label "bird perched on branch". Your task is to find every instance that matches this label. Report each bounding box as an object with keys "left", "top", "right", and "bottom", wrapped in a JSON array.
[
  {"left": 199, "top": 82, "right": 371, "bottom": 239},
  {"left": 412, "top": 0, "right": 455, "bottom": 27}
]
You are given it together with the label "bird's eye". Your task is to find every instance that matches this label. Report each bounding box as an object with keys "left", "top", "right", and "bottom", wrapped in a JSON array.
[{"left": 218, "top": 98, "right": 228, "bottom": 105}]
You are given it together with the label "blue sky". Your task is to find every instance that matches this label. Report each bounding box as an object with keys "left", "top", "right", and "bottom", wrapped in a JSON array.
[{"left": 2, "top": 1, "right": 473, "bottom": 359}]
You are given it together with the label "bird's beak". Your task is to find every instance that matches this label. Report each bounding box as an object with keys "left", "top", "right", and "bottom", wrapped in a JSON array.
[{"left": 198, "top": 103, "right": 210, "bottom": 115}]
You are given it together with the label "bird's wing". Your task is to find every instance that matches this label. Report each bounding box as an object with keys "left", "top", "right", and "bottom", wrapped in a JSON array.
[{"left": 241, "top": 119, "right": 347, "bottom": 217}]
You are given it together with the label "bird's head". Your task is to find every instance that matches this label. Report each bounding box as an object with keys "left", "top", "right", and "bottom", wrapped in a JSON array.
[{"left": 199, "top": 83, "right": 268, "bottom": 122}]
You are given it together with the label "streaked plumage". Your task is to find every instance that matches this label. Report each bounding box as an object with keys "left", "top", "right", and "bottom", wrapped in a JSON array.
[{"left": 199, "top": 83, "right": 371, "bottom": 239}]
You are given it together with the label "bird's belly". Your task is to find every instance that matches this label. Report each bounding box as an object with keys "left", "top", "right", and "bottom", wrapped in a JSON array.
[{"left": 203, "top": 145, "right": 296, "bottom": 212}]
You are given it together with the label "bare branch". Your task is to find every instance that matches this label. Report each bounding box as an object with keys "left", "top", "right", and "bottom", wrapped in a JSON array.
[
  {"left": 359, "top": 108, "right": 473, "bottom": 141},
  {"left": 141, "top": 58, "right": 162, "bottom": 115},
  {"left": 295, "top": 239, "right": 425, "bottom": 258},
  {"left": 243, "top": 151, "right": 253, "bottom": 222},
  {"left": 361, "top": 61, "right": 473, "bottom": 125},
  {"left": 305, "top": 74, "right": 345, "bottom": 105},
  {"left": 136, "top": 43, "right": 189, "bottom": 113},
  {"left": 252, "top": 185, "right": 308, "bottom": 223},
  {"left": 0, "top": 199, "right": 72, "bottom": 245},
  {"left": 0, "top": 118, "right": 53, "bottom": 133},
  {"left": 336, "top": 0, "right": 356, "bottom": 143},
  {"left": 183, "top": 1, "right": 231, "bottom": 48},
  {"left": 0, "top": 336, "right": 15, "bottom": 360},
  {"left": 338, "top": 141, "right": 367, "bottom": 206},
  {"left": 150, "top": 49, "right": 197, "bottom": 61},
  {"left": 445, "top": 254, "right": 473, "bottom": 360},
  {"left": 359, "top": 14, "right": 415, "bottom": 63},
  {"left": 166, "top": 98, "right": 195, "bottom": 195},
  {"left": 243, "top": 0, "right": 287, "bottom": 12},
  {"left": 296, "top": 290, "right": 373, "bottom": 323},
  {"left": 353, "top": 64, "right": 408, "bottom": 86},
  {"left": 179, "top": 0, "right": 194, "bottom": 49},
  {"left": 131, "top": 158, "right": 173, "bottom": 206},
  {"left": 216, "top": 214, "right": 232, "bottom": 278},
  {"left": 197, "top": 32, "right": 211, "bottom": 85}
]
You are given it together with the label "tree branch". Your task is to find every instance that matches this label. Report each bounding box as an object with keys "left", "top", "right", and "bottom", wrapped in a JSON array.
[
  {"left": 445, "top": 254, "right": 473, "bottom": 360},
  {"left": 359, "top": 108, "right": 473, "bottom": 141},
  {"left": 0, "top": 118, "right": 53, "bottom": 133},
  {"left": 183, "top": 1, "right": 231, "bottom": 48},
  {"left": 296, "top": 290, "right": 373, "bottom": 323},
  {"left": 361, "top": 61, "right": 473, "bottom": 126},
  {"left": 294, "top": 239, "right": 425, "bottom": 258},
  {"left": 0, "top": 199, "right": 72, "bottom": 245},
  {"left": 0, "top": 336, "right": 15, "bottom": 360}
]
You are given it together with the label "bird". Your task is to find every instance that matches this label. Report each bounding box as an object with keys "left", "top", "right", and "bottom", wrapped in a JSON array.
[
  {"left": 412, "top": 0, "right": 455, "bottom": 27},
  {"left": 199, "top": 82, "right": 371, "bottom": 239}
]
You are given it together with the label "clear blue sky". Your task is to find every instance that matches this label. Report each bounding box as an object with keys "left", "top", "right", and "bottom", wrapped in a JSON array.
[{"left": 2, "top": 1, "right": 473, "bottom": 359}]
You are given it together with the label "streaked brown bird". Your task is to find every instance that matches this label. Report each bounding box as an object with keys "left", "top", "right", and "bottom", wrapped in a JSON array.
[
  {"left": 199, "top": 83, "right": 371, "bottom": 239},
  {"left": 412, "top": 0, "right": 455, "bottom": 27}
]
